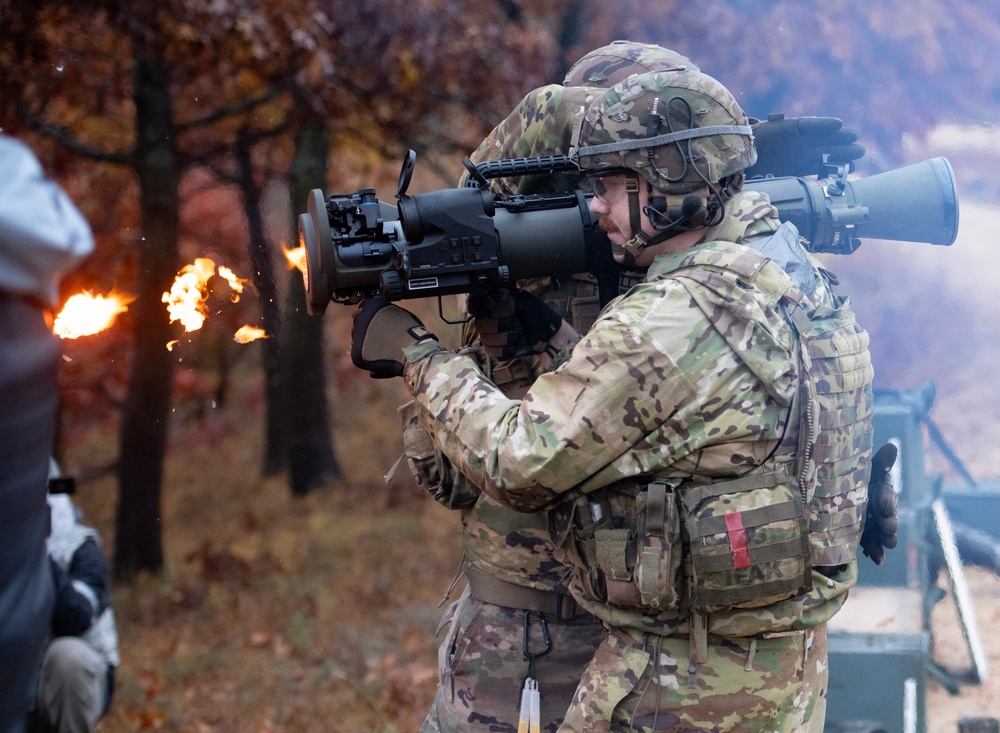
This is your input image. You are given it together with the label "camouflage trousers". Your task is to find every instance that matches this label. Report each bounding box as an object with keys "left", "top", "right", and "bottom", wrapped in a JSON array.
[
  {"left": 558, "top": 623, "right": 828, "bottom": 733},
  {"left": 421, "top": 585, "right": 604, "bottom": 733}
]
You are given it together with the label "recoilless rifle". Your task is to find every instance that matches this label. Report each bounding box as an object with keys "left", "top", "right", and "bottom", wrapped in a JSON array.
[{"left": 297, "top": 150, "right": 959, "bottom": 316}]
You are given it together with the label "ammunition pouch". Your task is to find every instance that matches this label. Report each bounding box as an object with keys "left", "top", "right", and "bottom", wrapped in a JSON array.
[{"left": 565, "top": 480, "right": 684, "bottom": 612}]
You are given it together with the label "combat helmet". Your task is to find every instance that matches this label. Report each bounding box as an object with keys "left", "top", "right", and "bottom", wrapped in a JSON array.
[
  {"left": 573, "top": 69, "right": 755, "bottom": 193},
  {"left": 571, "top": 69, "right": 756, "bottom": 258},
  {"left": 464, "top": 42, "right": 702, "bottom": 194},
  {"left": 462, "top": 84, "right": 601, "bottom": 195},
  {"left": 563, "top": 40, "right": 699, "bottom": 87}
]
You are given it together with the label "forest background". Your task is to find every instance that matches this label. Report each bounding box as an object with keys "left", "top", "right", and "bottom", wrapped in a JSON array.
[{"left": 2, "top": 0, "right": 1000, "bottom": 730}]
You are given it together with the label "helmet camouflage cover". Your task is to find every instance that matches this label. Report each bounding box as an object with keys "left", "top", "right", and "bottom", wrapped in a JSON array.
[
  {"left": 464, "top": 84, "right": 600, "bottom": 194},
  {"left": 572, "top": 69, "right": 757, "bottom": 195},
  {"left": 563, "top": 39, "right": 700, "bottom": 87},
  {"left": 464, "top": 42, "right": 704, "bottom": 194}
]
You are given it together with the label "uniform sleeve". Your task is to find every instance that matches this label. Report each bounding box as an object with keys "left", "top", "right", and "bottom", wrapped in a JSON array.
[
  {"left": 0, "top": 135, "right": 94, "bottom": 307},
  {"left": 50, "top": 537, "right": 112, "bottom": 638},
  {"left": 67, "top": 538, "right": 112, "bottom": 615},
  {"left": 404, "top": 282, "right": 731, "bottom": 512}
]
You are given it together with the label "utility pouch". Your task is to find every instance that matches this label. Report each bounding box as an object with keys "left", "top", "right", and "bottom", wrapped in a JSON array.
[
  {"left": 635, "top": 482, "right": 683, "bottom": 611},
  {"left": 595, "top": 527, "right": 639, "bottom": 607},
  {"left": 398, "top": 400, "right": 477, "bottom": 509},
  {"left": 591, "top": 482, "right": 682, "bottom": 611},
  {"left": 679, "top": 470, "right": 811, "bottom": 613},
  {"left": 569, "top": 294, "right": 602, "bottom": 334}
]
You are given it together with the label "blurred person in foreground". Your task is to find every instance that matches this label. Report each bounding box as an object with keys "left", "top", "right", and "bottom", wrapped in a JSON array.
[
  {"left": 380, "top": 44, "right": 880, "bottom": 733},
  {"left": 26, "top": 462, "right": 119, "bottom": 733},
  {"left": 0, "top": 135, "right": 94, "bottom": 733}
]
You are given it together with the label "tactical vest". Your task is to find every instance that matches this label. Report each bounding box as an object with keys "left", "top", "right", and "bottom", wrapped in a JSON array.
[{"left": 567, "top": 233, "right": 874, "bottom": 624}]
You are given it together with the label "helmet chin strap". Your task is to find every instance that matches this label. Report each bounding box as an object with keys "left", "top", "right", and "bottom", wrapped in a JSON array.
[{"left": 617, "top": 173, "right": 686, "bottom": 267}]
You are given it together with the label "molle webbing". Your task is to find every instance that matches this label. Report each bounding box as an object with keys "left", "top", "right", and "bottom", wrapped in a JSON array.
[
  {"left": 672, "top": 240, "right": 874, "bottom": 570},
  {"left": 680, "top": 470, "right": 811, "bottom": 611},
  {"left": 785, "top": 302, "right": 874, "bottom": 566}
]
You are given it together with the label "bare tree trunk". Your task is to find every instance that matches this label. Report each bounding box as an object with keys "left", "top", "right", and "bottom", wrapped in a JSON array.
[
  {"left": 282, "top": 117, "right": 341, "bottom": 495},
  {"left": 113, "top": 49, "right": 178, "bottom": 580},
  {"left": 235, "top": 131, "right": 286, "bottom": 476},
  {"left": 556, "top": 0, "right": 588, "bottom": 79}
]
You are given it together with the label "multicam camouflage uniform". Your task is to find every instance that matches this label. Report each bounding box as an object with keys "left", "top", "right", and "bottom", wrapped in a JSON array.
[
  {"left": 415, "top": 83, "right": 607, "bottom": 733},
  {"left": 419, "top": 46, "right": 704, "bottom": 733},
  {"left": 404, "top": 69, "right": 874, "bottom": 733},
  {"left": 406, "top": 199, "right": 868, "bottom": 732}
]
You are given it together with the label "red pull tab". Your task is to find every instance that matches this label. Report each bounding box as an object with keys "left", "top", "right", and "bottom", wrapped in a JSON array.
[{"left": 724, "top": 512, "right": 751, "bottom": 569}]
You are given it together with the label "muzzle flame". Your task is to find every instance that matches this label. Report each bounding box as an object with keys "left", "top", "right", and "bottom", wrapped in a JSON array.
[
  {"left": 233, "top": 325, "right": 268, "bottom": 343},
  {"left": 54, "top": 291, "right": 132, "bottom": 339},
  {"left": 283, "top": 245, "right": 306, "bottom": 273}
]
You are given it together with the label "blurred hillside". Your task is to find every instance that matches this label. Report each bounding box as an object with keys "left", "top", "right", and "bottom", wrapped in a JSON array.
[{"left": 827, "top": 130, "right": 1000, "bottom": 482}]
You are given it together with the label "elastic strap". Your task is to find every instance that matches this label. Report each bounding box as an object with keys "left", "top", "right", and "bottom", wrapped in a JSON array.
[{"left": 576, "top": 124, "right": 754, "bottom": 159}]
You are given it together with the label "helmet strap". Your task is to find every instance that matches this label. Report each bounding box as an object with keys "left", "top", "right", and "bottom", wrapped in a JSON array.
[
  {"left": 620, "top": 178, "right": 697, "bottom": 264},
  {"left": 620, "top": 231, "right": 650, "bottom": 266},
  {"left": 626, "top": 173, "right": 642, "bottom": 240},
  {"left": 615, "top": 172, "right": 644, "bottom": 266}
]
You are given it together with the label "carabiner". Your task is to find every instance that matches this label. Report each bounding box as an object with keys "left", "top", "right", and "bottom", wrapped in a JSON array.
[{"left": 522, "top": 610, "right": 552, "bottom": 661}]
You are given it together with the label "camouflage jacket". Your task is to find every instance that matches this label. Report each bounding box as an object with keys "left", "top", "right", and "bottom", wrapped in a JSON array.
[
  {"left": 423, "top": 189, "right": 780, "bottom": 597},
  {"left": 425, "top": 83, "right": 602, "bottom": 597},
  {"left": 403, "top": 200, "right": 870, "bottom": 638}
]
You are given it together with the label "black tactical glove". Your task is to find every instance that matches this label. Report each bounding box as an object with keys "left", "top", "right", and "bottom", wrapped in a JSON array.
[
  {"left": 467, "top": 289, "right": 563, "bottom": 360},
  {"left": 351, "top": 297, "right": 437, "bottom": 378},
  {"left": 860, "top": 443, "right": 900, "bottom": 565},
  {"left": 745, "top": 113, "right": 866, "bottom": 179}
]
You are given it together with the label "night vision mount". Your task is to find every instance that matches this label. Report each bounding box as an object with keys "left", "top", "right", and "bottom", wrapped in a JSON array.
[{"left": 298, "top": 150, "right": 959, "bottom": 315}]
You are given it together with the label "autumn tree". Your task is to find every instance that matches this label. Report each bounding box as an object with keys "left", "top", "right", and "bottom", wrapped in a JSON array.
[
  {"left": 0, "top": 1, "right": 297, "bottom": 577},
  {"left": 0, "top": 0, "right": 564, "bottom": 573}
]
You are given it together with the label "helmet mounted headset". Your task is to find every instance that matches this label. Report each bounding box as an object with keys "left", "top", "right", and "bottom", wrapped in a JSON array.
[{"left": 570, "top": 69, "right": 756, "bottom": 265}]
